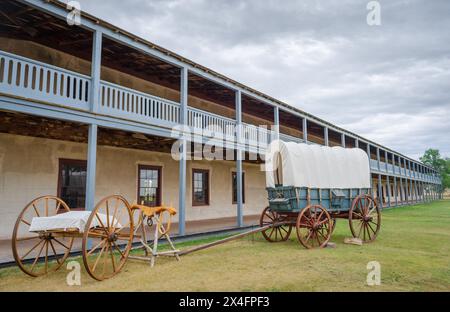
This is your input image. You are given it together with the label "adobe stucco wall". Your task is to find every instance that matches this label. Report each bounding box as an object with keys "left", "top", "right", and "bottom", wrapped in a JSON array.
[{"left": 0, "top": 133, "right": 268, "bottom": 239}]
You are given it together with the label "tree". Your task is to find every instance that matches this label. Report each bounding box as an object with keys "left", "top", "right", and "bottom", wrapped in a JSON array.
[
  {"left": 420, "top": 149, "right": 449, "bottom": 189},
  {"left": 443, "top": 158, "right": 450, "bottom": 189},
  {"left": 420, "top": 149, "right": 446, "bottom": 173}
]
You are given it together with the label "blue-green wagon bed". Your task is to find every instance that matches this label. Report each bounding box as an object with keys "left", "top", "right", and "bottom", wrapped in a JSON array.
[{"left": 260, "top": 141, "right": 381, "bottom": 249}]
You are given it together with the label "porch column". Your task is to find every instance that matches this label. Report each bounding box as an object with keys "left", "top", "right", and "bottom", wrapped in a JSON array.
[
  {"left": 406, "top": 178, "right": 410, "bottom": 204},
  {"left": 393, "top": 176, "right": 398, "bottom": 207},
  {"left": 302, "top": 118, "right": 308, "bottom": 143},
  {"left": 376, "top": 147, "right": 381, "bottom": 172},
  {"left": 378, "top": 174, "right": 383, "bottom": 208},
  {"left": 273, "top": 106, "right": 280, "bottom": 142},
  {"left": 413, "top": 163, "right": 417, "bottom": 202},
  {"left": 90, "top": 30, "right": 102, "bottom": 113},
  {"left": 324, "top": 127, "right": 329, "bottom": 146},
  {"left": 85, "top": 124, "right": 98, "bottom": 211},
  {"left": 392, "top": 153, "right": 398, "bottom": 206},
  {"left": 399, "top": 177, "right": 404, "bottom": 204},
  {"left": 386, "top": 175, "right": 391, "bottom": 208},
  {"left": 178, "top": 67, "right": 188, "bottom": 236},
  {"left": 341, "top": 133, "right": 346, "bottom": 148},
  {"left": 355, "top": 138, "right": 359, "bottom": 148},
  {"left": 235, "top": 90, "right": 244, "bottom": 227},
  {"left": 367, "top": 144, "right": 373, "bottom": 197}
]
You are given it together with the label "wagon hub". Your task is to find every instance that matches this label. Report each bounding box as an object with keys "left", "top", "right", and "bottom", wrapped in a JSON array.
[
  {"left": 39, "top": 232, "right": 52, "bottom": 240},
  {"left": 108, "top": 232, "right": 118, "bottom": 242},
  {"left": 364, "top": 216, "right": 373, "bottom": 222}
]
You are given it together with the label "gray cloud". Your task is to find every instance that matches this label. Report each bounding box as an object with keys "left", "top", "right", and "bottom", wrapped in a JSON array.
[{"left": 75, "top": 0, "right": 450, "bottom": 159}]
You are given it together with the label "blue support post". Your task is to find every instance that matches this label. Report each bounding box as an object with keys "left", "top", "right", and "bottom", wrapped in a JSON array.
[
  {"left": 90, "top": 30, "right": 102, "bottom": 113},
  {"left": 376, "top": 147, "right": 381, "bottom": 172},
  {"left": 378, "top": 174, "right": 383, "bottom": 208},
  {"left": 399, "top": 177, "right": 404, "bottom": 204},
  {"left": 385, "top": 152, "right": 391, "bottom": 207},
  {"left": 302, "top": 118, "right": 308, "bottom": 143},
  {"left": 367, "top": 144, "right": 373, "bottom": 197},
  {"left": 324, "top": 127, "right": 329, "bottom": 146},
  {"left": 273, "top": 106, "right": 280, "bottom": 142},
  {"left": 85, "top": 124, "right": 98, "bottom": 211},
  {"left": 178, "top": 67, "right": 188, "bottom": 236},
  {"left": 392, "top": 153, "right": 398, "bottom": 207},
  {"left": 235, "top": 90, "right": 243, "bottom": 227}
]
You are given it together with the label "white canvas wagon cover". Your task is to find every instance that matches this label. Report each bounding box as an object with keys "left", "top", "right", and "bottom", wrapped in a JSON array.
[{"left": 265, "top": 140, "right": 371, "bottom": 189}]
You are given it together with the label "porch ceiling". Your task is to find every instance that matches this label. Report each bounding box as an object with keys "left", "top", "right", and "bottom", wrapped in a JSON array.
[
  {"left": 0, "top": 0, "right": 93, "bottom": 61},
  {"left": 0, "top": 111, "right": 175, "bottom": 153}
]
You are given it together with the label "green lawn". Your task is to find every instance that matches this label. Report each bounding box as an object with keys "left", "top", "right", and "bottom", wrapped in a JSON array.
[{"left": 1, "top": 200, "right": 449, "bottom": 291}]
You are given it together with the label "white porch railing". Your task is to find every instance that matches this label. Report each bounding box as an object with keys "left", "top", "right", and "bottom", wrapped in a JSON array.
[
  {"left": 99, "top": 81, "right": 180, "bottom": 128},
  {"left": 0, "top": 50, "right": 90, "bottom": 110},
  {"left": 187, "top": 106, "right": 236, "bottom": 142}
]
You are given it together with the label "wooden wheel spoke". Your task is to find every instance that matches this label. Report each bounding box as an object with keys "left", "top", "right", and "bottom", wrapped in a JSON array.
[
  {"left": 277, "top": 227, "right": 283, "bottom": 239},
  {"left": 357, "top": 220, "right": 364, "bottom": 238},
  {"left": 268, "top": 227, "right": 275, "bottom": 239},
  {"left": 105, "top": 200, "right": 110, "bottom": 229},
  {"left": 317, "top": 211, "right": 325, "bottom": 222},
  {"left": 17, "top": 236, "right": 40, "bottom": 242},
  {"left": 95, "top": 214, "right": 109, "bottom": 235},
  {"left": 44, "top": 240, "right": 49, "bottom": 273},
  {"left": 369, "top": 220, "right": 379, "bottom": 227},
  {"left": 32, "top": 204, "right": 40, "bottom": 217},
  {"left": 366, "top": 223, "right": 373, "bottom": 240},
  {"left": 20, "top": 239, "right": 44, "bottom": 260},
  {"left": 52, "top": 237, "right": 70, "bottom": 250},
  {"left": 115, "top": 222, "right": 131, "bottom": 234},
  {"left": 305, "top": 230, "right": 313, "bottom": 243},
  {"left": 30, "top": 240, "right": 46, "bottom": 273},
  {"left": 45, "top": 198, "right": 49, "bottom": 217},
  {"left": 20, "top": 219, "right": 31, "bottom": 226},
  {"left": 48, "top": 239, "right": 61, "bottom": 264},
  {"left": 92, "top": 241, "right": 107, "bottom": 272},
  {"left": 102, "top": 242, "right": 109, "bottom": 276},
  {"left": 112, "top": 199, "right": 120, "bottom": 228},
  {"left": 367, "top": 221, "right": 376, "bottom": 235},
  {"left": 317, "top": 218, "right": 329, "bottom": 226},
  {"left": 109, "top": 242, "right": 116, "bottom": 272},
  {"left": 88, "top": 238, "right": 107, "bottom": 256},
  {"left": 111, "top": 241, "right": 125, "bottom": 258},
  {"left": 317, "top": 229, "right": 327, "bottom": 240}
]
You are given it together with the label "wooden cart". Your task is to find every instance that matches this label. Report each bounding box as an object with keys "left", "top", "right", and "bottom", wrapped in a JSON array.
[
  {"left": 12, "top": 195, "right": 135, "bottom": 281},
  {"left": 260, "top": 141, "right": 381, "bottom": 248}
]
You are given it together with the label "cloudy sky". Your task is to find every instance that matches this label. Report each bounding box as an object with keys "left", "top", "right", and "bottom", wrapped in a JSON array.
[{"left": 75, "top": 0, "right": 450, "bottom": 160}]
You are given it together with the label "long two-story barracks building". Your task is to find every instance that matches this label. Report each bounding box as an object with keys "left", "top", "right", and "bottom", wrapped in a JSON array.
[{"left": 0, "top": 0, "right": 442, "bottom": 240}]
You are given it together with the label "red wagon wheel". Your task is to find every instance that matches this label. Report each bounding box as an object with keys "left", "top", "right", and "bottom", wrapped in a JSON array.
[
  {"left": 296, "top": 205, "right": 332, "bottom": 249},
  {"left": 12, "top": 196, "right": 74, "bottom": 277},
  {"left": 349, "top": 195, "right": 381, "bottom": 242},
  {"left": 82, "top": 195, "right": 134, "bottom": 281},
  {"left": 260, "top": 207, "right": 292, "bottom": 242}
]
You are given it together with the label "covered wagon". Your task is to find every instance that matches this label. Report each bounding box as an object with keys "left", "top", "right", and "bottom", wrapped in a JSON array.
[{"left": 260, "top": 140, "right": 381, "bottom": 248}]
